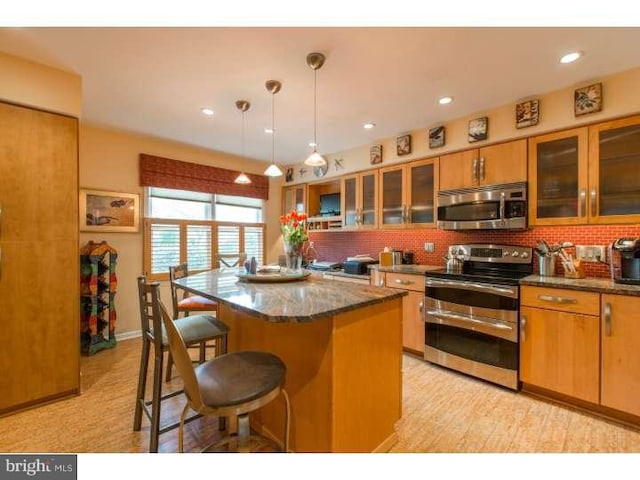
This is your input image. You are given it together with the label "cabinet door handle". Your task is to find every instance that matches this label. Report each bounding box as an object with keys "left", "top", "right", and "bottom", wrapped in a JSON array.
[
  {"left": 394, "top": 278, "right": 414, "bottom": 286},
  {"left": 520, "top": 314, "right": 526, "bottom": 342},
  {"left": 406, "top": 204, "right": 412, "bottom": 224},
  {"left": 479, "top": 157, "right": 485, "bottom": 181},
  {"left": 379, "top": 279, "right": 385, "bottom": 287},
  {"left": 604, "top": 302, "right": 612, "bottom": 336},
  {"left": 590, "top": 187, "right": 598, "bottom": 217},
  {"left": 419, "top": 299, "right": 424, "bottom": 313},
  {"left": 537, "top": 294, "right": 578, "bottom": 304},
  {"left": 472, "top": 158, "right": 478, "bottom": 183},
  {"left": 579, "top": 188, "right": 587, "bottom": 217}
]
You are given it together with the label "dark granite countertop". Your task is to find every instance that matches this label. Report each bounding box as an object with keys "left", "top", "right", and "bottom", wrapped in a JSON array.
[
  {"left": 173, "top": 268, "right": 407, "bottom": 323},
  {"left": 520, "top": 275, "right": 640, "bottom": 296}
]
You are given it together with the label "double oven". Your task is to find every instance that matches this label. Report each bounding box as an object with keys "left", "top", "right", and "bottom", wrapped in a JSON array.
[{"left": 423, "top": 244, "right": 532, "bottom": 390}]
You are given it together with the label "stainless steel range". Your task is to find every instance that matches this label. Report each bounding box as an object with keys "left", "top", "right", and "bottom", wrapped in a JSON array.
[{"left": 423, "top": 244, "right": 533, "bottom": 390}]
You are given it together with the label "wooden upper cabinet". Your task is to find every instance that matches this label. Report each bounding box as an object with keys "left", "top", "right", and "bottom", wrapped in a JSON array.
[
  {"left": 341, "top": 170, "right": 378, "bottom": 230},
  {"left": 439, "top": 139, "right": 527, "bottom": 191},
  {"left": 601, "top": 294, "right": 640, "bottom": 417},
  {"left": 528, "top": 128, "right": 589, "bottom": 226},
  {"left": 588, "top": 115, "right": 640, "bottom": 224},
  {"left": 378, "top": 158, "right": 438, "bottom": 229},
  {"left": 282, "top": 184, "right": 306, "bottom": 216},
  {"left": 529, "top": 115, "right": 640, "bottom": 226}
]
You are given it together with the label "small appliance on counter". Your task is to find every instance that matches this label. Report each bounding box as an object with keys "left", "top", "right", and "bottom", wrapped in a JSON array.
[
  {"left": 610, "top": 237, "right": 640, "bottom": 285},
  {"left": 307, "top": 261, "right": 342, "bottom": 271},
  {"left": 379, "top": 248, "right": 403, "bottom": 267},
  {"left": 344, "top": 255, "right": 378, "bottom": 275}
]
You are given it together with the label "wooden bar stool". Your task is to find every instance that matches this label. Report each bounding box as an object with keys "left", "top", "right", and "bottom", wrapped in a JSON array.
[
  {"left": 133, "top": 276, "right": 229, "bottom": 453},
  {"left": 160, "top": 293, "right": 291, "bottom": 453}
]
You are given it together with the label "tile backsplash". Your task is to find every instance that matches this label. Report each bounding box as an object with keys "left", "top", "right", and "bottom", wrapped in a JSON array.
[{"left": 309, "top": 225, "right": 640, "bottom": 278}]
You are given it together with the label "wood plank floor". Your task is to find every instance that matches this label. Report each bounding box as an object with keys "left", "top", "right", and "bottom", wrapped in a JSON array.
[{"left": 1, "top": 337, "right": 639, "bottom": 453}]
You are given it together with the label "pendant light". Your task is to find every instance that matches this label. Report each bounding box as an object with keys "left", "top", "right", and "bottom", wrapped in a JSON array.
[
  {"left": 304, "top": 52, "right": 327, "bottom": 167},
  {"left": 234, "top": 100, "right": 252, "bottom": 185},
  {"left": 264, "top": 80, "right": 283, "bottom": 177}
]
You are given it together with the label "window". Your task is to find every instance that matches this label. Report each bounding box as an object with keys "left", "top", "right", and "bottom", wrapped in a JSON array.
[{"left": 145, "top": 188, "right": 265, "bottom": 280}]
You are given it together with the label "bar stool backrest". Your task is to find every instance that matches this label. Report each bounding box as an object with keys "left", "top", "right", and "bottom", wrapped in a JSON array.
[{"left": 137, "top": 276, "right": 164, "bottom": 352}]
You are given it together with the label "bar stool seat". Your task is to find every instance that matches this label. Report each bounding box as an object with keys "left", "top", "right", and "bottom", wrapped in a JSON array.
[{"left": 161, "top": 298, "right": 290, "bottom": 453}]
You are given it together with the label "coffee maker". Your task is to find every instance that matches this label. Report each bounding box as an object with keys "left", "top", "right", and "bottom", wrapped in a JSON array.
[{"left": 610, "top": 237, "right": 640, "bottom": 284}]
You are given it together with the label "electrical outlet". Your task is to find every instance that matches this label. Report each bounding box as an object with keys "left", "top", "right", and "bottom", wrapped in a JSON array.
[
  {"left": 576, "top": 245, "right": 607, "bottom": 263},
  {"left": 424, "top": 242, "right": 435, "bottom": 253}
]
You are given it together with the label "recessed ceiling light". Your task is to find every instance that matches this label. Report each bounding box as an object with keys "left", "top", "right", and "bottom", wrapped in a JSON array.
[
  {"left": 438, "top": 96, "right": 453, "bottom": 105},
  {"left": 264, "top": 127, "right": 274, "bottom": 134},
  {"left": 560, "top": 51, "right": 582, "bottom": 64},
  {"left": 308, "top": 142, "right": 317, "bottom": 148},
  {"left": 363, "top": 122, "right": 376, "bottom": 129},
  {"left": 201, "top": 108, "right": 214, "bottom": 116}
]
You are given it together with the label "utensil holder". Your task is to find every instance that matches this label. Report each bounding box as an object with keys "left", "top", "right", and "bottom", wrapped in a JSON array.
[{"left": 538, "top": 255, "right": 557, "bottom": 277}]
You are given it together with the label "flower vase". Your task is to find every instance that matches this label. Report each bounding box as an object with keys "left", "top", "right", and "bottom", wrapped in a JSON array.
[{"left": 283, "top": 240, "right": 304, "bottom": 273}]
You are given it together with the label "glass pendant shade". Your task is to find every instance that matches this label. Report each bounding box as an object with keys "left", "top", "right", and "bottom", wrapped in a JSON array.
[
  {"left": 264, "top": 163, "right": 283, "bottom": 176},
  {"left": 264, "top": 80, "right": 283, "bottom": 177},
  {"left": 234, "top": 172, "right": 251, "bottom": 184},
  {"left": 304, "top": 151, "right": 326, "bottom": 167}
]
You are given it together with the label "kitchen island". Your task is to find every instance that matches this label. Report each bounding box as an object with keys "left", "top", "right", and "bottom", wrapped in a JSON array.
[{"left": 173, "top": 268, "right": 406, "bottom": 452}]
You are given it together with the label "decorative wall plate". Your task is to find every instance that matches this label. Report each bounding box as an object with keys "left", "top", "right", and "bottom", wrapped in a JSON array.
[{"left": 314, "top": 163, "right": 328, "bottom": 178}]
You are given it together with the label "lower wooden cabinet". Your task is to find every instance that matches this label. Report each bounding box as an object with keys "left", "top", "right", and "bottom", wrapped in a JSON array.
[
  {"left": 601, "top": 294, "right": 640, "bottom": 417},
  {"left": 521, "top": 286, "right": 640, "bottom": 420},
  {"left": 385, "top": 272, "right": 424, "bottom": 354},
  {"left": 520, "top": 305, "right": 599, "bottom": 403}
]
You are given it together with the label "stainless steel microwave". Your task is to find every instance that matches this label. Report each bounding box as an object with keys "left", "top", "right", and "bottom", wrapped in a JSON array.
[{"left": 437, "top": 182, "right": 527, "bottom": 230}]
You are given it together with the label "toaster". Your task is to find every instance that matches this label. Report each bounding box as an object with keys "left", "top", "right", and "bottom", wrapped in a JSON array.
[{"left": 343, "top": 258, "right": 378, "bottom": 275}]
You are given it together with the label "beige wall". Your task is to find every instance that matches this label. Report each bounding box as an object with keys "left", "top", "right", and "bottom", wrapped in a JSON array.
[
  {"left": 0, "top": 51, "right": 81, "bottom": 117},
  {"left": 281, "top": 66, "right": 640, "bottom": 186},
  {"left": 80, "top": 124, "right": 282, "bottom": 337}
]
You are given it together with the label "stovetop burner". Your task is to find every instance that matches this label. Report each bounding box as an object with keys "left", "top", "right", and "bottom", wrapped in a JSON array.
[{"left": 426, "top": 243, "right": 533, "bottom": 286}]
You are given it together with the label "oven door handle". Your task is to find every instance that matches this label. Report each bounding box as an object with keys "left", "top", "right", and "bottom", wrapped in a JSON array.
[
  {"left": 426, "top": 309, "right": 517, "bottom": 342},
  {"left": 425, "top": 278, "right": 518, "bottom": 298}
]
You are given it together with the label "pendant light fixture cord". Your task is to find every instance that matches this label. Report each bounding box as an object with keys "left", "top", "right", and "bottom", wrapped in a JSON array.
[
  {"left": 313, "top": 67, "right": 318, "bottom": 152},
  {"left": 272, "top": 87, "right": 276, "bottom": 162}
]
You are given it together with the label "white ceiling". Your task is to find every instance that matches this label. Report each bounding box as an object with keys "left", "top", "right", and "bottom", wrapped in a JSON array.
[{"left": 1, "top": 27, "right": 640, "bottom": 165}]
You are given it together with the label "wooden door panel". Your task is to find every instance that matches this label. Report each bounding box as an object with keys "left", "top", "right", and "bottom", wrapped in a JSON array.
[
  {"left": 601, "top": 294, "right": 640, "bottom": 416},
  {"left": 439, "top": 149, "right": 477, "bottom": 191},
  {"left": 0, "top": 240, "right": 79, "bottom": 412},
  {"left": 0, "top": 103, "right": 78, "bottom": 242},
  {"left": 480, "top": 139, "right": 527, "bottom": 186},
  {"left": 520, "top": 306, "right": 599, "bottom": 403}
]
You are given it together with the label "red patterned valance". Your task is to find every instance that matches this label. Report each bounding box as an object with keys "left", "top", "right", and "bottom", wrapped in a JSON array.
[{"left": 139, "top": 153, "right": 269, "bottom": 200}]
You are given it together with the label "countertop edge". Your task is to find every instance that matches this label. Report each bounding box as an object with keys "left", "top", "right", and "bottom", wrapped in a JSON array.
[{"left": 520, "top": 275, "right": 640, "bottom": 296}]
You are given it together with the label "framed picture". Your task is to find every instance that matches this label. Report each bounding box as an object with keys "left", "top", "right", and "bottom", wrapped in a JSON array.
[
  {"left": 515, "top": 99, "right": 540, "bottom": 129},
  {"left": 429, "top": 126, "right": 445, "bottom": 149},
  {"left": 370, "top": 144, "right": 383, "bottom": 164},
  {"left": 396, "top": 134, "right": 411, "bottom": 156},
  {"left": 80, "top": 189, "right": 140, "bottom": 233},
  {"left": 285, "top": 167, "right": 294, "bottom": 183},
  {"left": 468, "top": 117, "right": 488, "bottom": 143},
  {"left": 574, "top": 83, "right": 602, "bottom": 116}
]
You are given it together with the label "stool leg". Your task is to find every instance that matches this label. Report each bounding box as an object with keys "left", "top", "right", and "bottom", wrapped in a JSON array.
[
  {"left": 282, "top": 389, "right": 291, "bottom": 453},
  {"left": 178, "top": 403, "right": 190, "bottom": 453},
  {"left": 133, "top": 337, "right": 150, "bottom": 431},
  {"left": 237, "top": 413, "right": 251, "bottom": 453},
  {"left": 149, "top": 348, "right": 164, "bottom": 453},
  {"left": 216, "top": 335, "right": 227, "bottom": 432},
  {"left": 199, "top": 342, "right": 206, "bottom": 363},
  {"left": 165, "top": 352, "right": 173, "bottom": 382}
]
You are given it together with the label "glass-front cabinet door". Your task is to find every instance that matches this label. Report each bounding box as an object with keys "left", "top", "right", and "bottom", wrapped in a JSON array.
[
  {"left": 282, "top": 184, "right": 306, "bottom": 215},
  {"left": 379, "top": 159, "right": 438, "bottom": 229},
  {"left": 407, "top": 158, "right": 438, "bottom": 227},
  {"left": 379, "top": 166, "right": 405, "bottom": 228},
  {"left": 588, "top": 115, "right": 640, "bottom": 224},
  {"left": 342, "top": 170, "right": 378, "bottom": 229},
  {"left": 528, "top": 128, "right": 588, "bottom": 225},
  {"left": 342, "top": 175, "right": 358, "bottom": 228}
]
